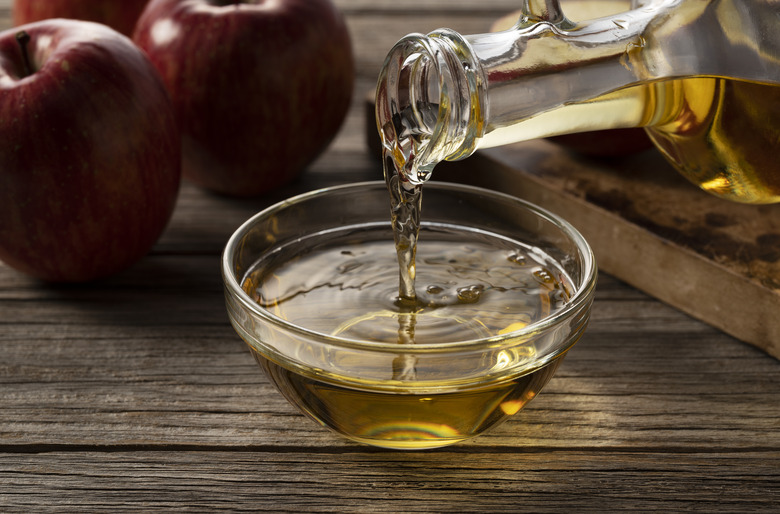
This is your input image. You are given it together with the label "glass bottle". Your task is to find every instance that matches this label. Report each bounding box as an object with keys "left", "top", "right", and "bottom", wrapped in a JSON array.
[{"left": 375, "top": 0, "right": 780, "bottom": 203}]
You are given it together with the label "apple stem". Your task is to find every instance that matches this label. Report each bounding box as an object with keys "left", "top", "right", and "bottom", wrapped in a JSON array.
[{"left": 15, "top": 31, "right": 33, "bottom": 77}]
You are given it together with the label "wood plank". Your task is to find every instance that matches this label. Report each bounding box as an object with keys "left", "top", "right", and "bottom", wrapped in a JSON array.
[{"left": 1, "top": 450, "right": 778, "bottom": 512}]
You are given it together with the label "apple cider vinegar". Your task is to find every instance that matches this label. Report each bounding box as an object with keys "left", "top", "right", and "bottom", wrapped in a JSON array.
[
  {"left": 645, "top": 78, "right": 780, "bottom": 203},
  {"left": 223, "top": 180, "right": 596, "bottom": 449},
  {"left": 251, "top": 348, "right": 560, "bottom": 449},
  {"left": 240, "top": 225, "right": 575, "bottom": 448},
  {"left": 478, "top": 77, "right": 780, "bottom": 203}
]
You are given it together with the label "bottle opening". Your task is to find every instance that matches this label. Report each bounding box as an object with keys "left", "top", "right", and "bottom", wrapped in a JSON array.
[{"left": 376, "top": 30, "right": 486, "bottom": 185}]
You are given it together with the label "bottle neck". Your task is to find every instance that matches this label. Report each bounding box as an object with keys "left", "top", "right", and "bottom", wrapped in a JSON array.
[
  {"left": 376, "top": 0, "right": 780, "bottom": 176},
  {"left": 375, "top": 29, "right": 485, "bottom": 185}
]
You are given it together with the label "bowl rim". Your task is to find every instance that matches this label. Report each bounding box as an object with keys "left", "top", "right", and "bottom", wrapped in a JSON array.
[{"left": 221, "top": 180, "right": 597, "bottom": 355}]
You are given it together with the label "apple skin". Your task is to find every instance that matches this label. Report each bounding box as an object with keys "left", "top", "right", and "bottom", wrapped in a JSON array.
[
  {"left": 133, "top": 0, "right": 354, "bottom": 197},
  {"left": 0, "top": 20, "right": 181, "bottom": 282},
  {"left": 13, "top": 0, "right": 150, "bottom": 37}
]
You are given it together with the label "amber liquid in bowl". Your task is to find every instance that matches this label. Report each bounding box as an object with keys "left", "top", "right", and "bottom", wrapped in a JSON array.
[{"left": 240, "top": 223, "right": 577, "bottom": 449}]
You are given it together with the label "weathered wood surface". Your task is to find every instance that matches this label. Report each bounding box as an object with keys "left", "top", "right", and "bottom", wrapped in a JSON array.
[{"left": 1, "top": 1, "right": 779, "bottom": 511}]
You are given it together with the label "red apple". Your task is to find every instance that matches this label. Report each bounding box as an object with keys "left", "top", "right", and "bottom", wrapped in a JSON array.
[
  {"left": 133, "top": 0, "right": 354, "bottom": 197},
  {"left": 0, "top": 20, "right": 181, "bottom": 282},
  {"left": 13, "top": 0, "right": 150, "bottom": 37}
]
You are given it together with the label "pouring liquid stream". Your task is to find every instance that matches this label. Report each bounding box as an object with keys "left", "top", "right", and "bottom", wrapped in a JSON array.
[{"left": 380, "top": 122, "right": 574, "bottom": 355}]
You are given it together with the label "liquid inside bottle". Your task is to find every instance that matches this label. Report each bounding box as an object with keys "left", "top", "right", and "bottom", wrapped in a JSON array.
[{"left": 483, "top": 77, "right": 780, "bottom": 203}]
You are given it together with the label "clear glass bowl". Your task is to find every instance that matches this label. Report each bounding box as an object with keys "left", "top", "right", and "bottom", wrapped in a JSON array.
[{"left": 222, "top": 181, "right": 597, "bottom": 449}]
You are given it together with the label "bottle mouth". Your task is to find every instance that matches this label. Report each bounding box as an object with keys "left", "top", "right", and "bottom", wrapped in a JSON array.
[{"left": 375, "top": 29, "right": 486, "bottom": 185}]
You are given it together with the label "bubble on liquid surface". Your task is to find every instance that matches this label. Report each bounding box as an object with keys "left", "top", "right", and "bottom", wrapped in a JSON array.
[
  {"left": 456, "top": 284, "right": 484, "bottom": 304},
  {"left": 507, "top": 251, "right": 527, "bottom": 266},
  {"left": 533, "top": 267, "right": 555, "bottom": 285}
]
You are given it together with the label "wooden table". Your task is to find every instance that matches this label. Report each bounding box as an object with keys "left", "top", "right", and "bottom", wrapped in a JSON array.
[{"left": 2, "top": 1, "right": 778, "bottom": 511}]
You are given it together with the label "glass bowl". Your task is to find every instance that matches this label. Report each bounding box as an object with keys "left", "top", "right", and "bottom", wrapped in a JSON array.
[{"left": 222, "top": 181, "right": 597, "bottom": 449}]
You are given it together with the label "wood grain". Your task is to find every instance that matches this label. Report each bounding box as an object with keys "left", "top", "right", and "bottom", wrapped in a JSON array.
[
  {"left": 1, "top": 450, "right": 778, "bottom": 512},
  {"left": 0, "top": 0, "right": 778, "bottom": 511}
]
